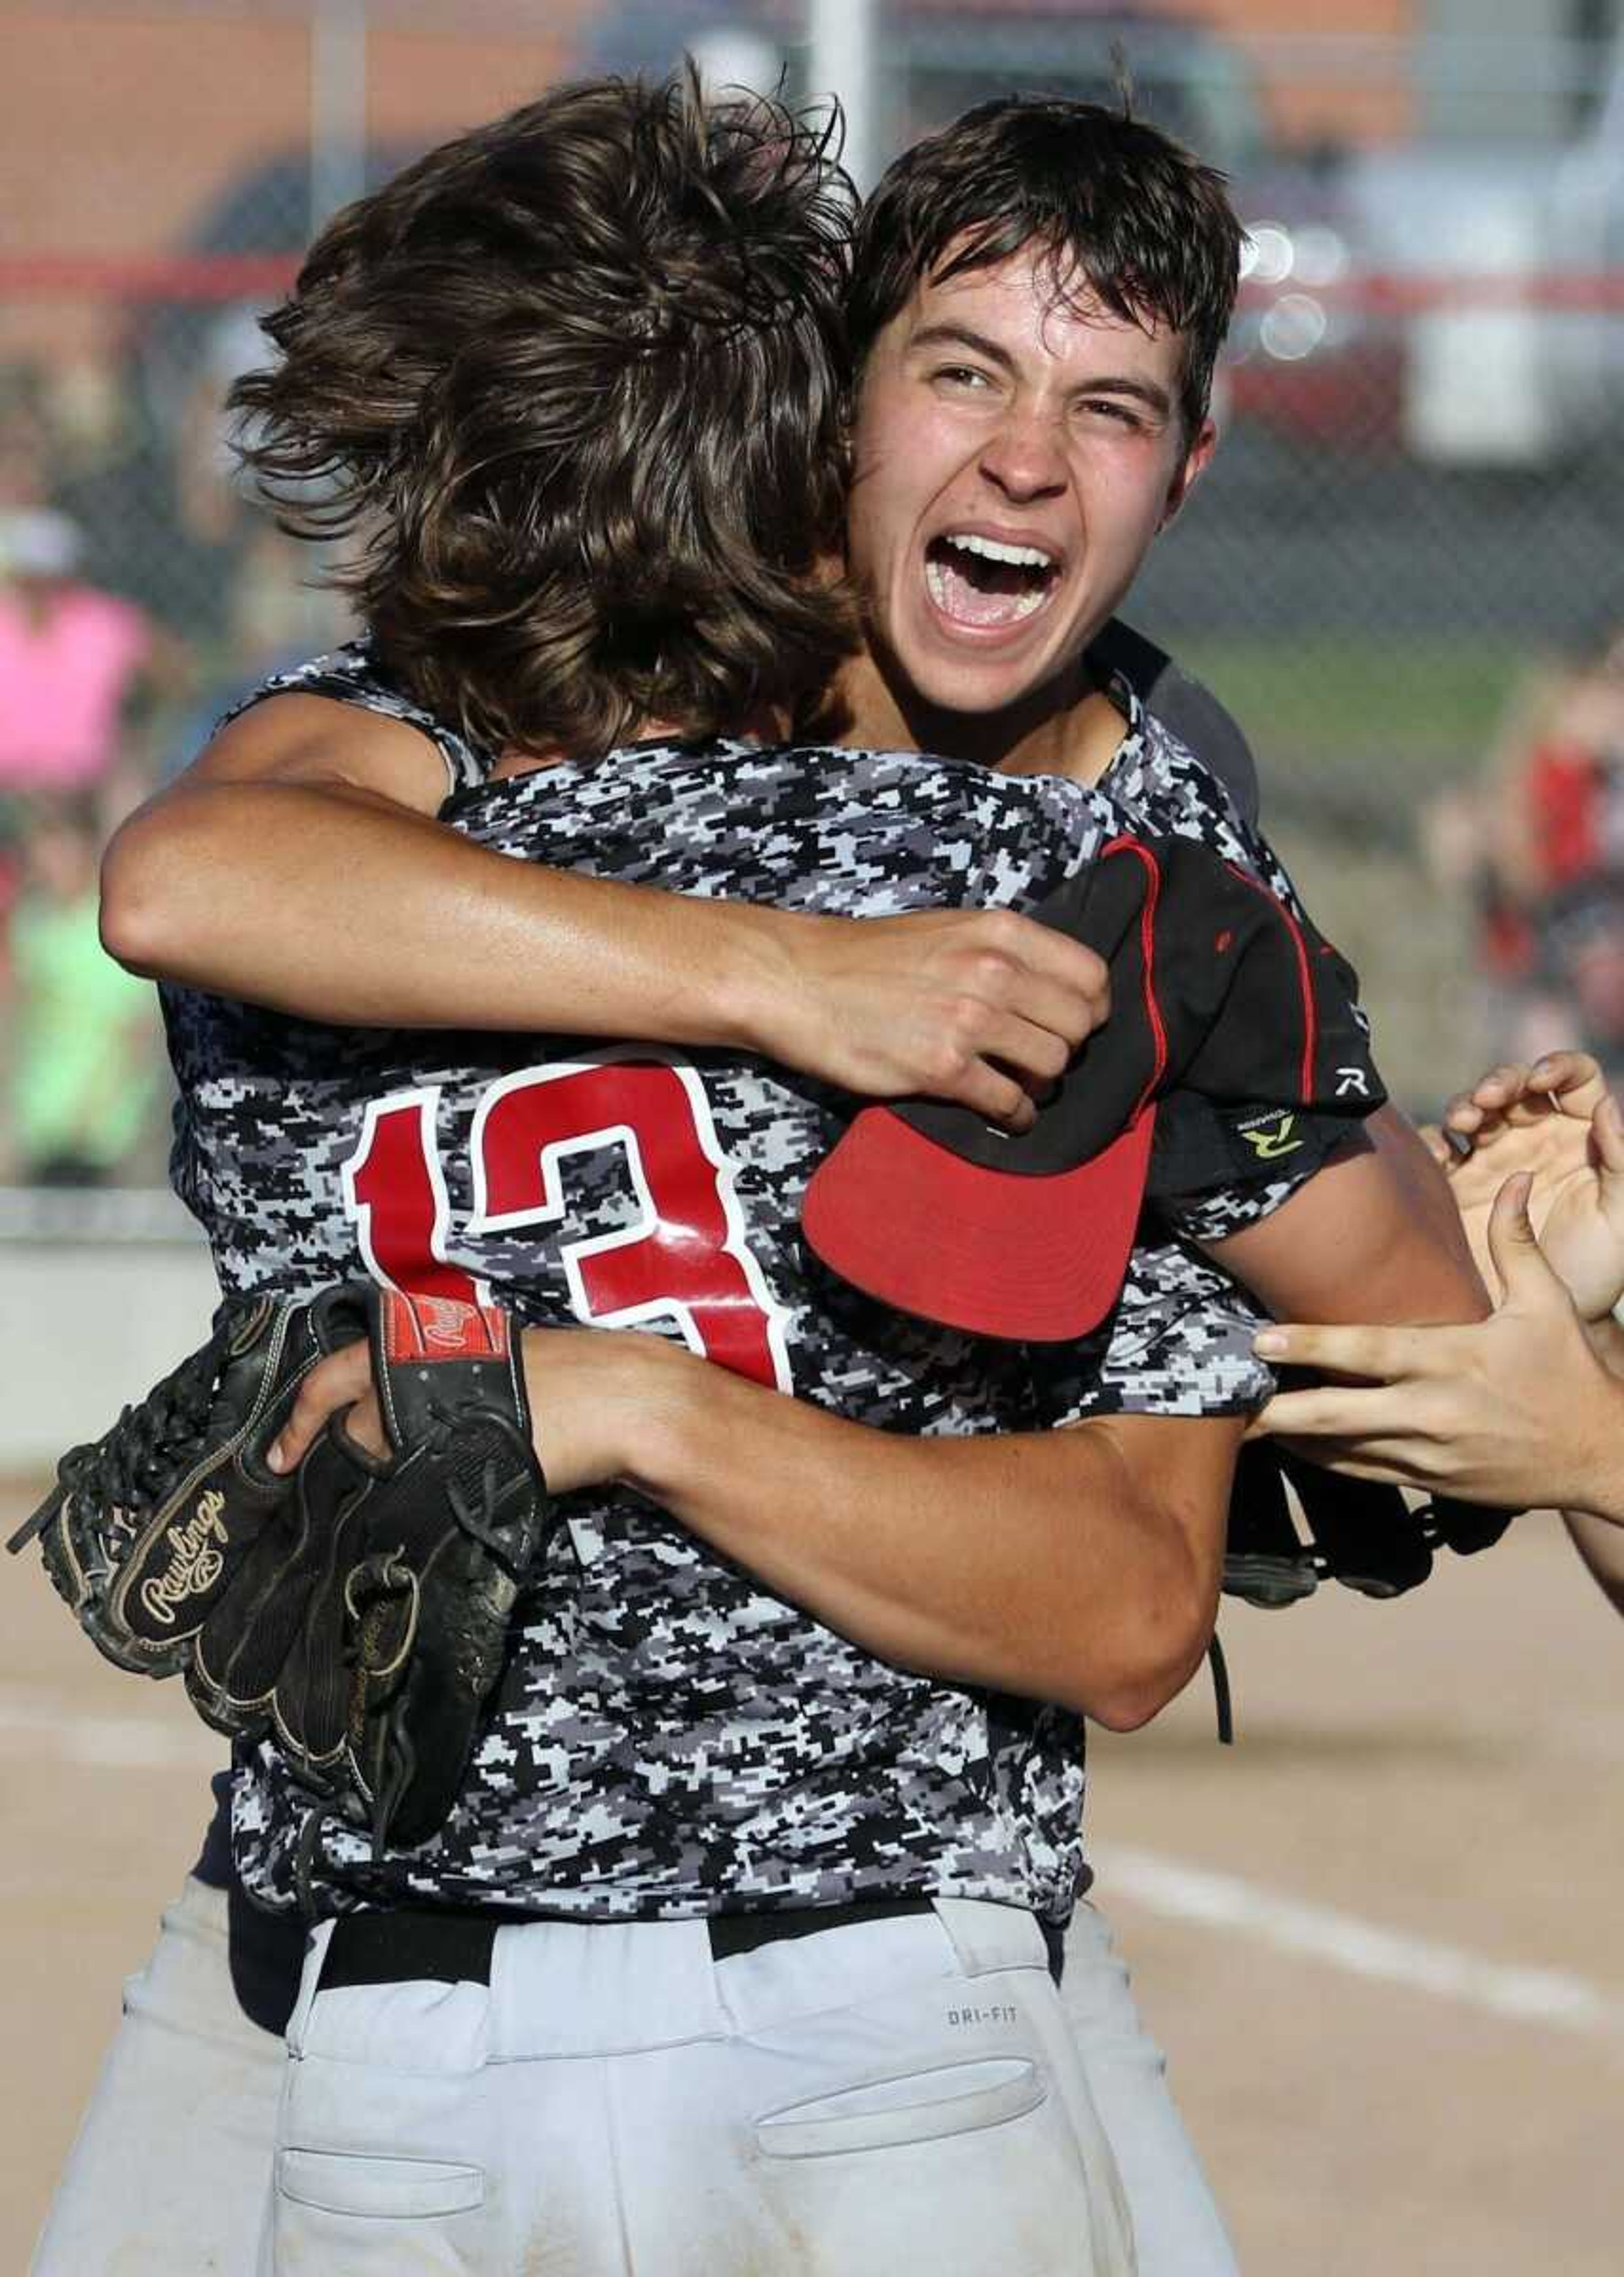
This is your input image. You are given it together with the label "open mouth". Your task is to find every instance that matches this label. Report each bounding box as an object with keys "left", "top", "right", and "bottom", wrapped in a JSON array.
[{"left": 924, "top": 531, "right": 1059, "bottom": 631}]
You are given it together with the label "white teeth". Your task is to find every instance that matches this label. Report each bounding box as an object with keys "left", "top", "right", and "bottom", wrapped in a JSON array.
[
  {"left": 926, "top": 556, "right": 1050, "bottom": 621},
  {"left": 943, "top": 532, "right": 1056, "bottom": 570}
]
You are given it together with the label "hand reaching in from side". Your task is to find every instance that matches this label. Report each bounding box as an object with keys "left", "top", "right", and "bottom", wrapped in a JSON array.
[
  {"left": 1423, "top": 1052, "right": 1624, "bottom": 1322},
  {"left": 1256, "top": 1173, "right": 1624, "bottom": 1517}
]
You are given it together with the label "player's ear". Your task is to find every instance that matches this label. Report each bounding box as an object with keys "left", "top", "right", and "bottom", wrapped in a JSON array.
[{"left": 1159, "top": 417, "right": 1217, "bottom": 532}]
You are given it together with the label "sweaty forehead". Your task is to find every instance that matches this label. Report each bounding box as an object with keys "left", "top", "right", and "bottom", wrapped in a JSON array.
[{"left": 905, "top": 247, "right": 1178, "bottom": 367}]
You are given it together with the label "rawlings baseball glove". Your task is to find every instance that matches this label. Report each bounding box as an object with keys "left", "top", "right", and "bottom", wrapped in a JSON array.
[
  {"left": 187, "top": 1285, "right": 553, "bottom": 1854},
  {"left": 7, "top": 1284, "right": 370, "bottom": 1677},
  {"left": 11, "top": 1283, "right": 552, "bottom": 1858}
]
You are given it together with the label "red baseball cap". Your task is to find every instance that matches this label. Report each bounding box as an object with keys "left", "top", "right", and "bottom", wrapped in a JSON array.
[{"left": 801, "top": 835, "right": 1384, "bottom": 1342}]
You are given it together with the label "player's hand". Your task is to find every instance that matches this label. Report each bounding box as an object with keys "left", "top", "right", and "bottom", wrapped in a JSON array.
[
  {"left": 1422, "top": 1050, "right": 1606, "bottom": 1182},
  {"left": 1422, "top": 1054, "right": 1624, "bottom": 1321},
  {"left": 770, "top": 907, "right": 1110, "bottom": 1132},
  {"left": 269, "top": 1322, "right": 690, "bottom": 1494},
  {"left": 268, "top": 1338, "right": 375, "bottom": 1472},
  {"left": 1254, "top": 1173, "right": 1624, "bottom": 1515}
]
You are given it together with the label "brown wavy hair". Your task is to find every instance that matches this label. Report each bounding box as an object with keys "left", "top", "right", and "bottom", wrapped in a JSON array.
[
  {"left": 232, "top": 73, "right": 858, "bottom": 758},
  {"left": 850, "top": 97, "right": 1243, "bottom": 439}
]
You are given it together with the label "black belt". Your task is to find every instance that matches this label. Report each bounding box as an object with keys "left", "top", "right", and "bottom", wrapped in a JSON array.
[{"left": 319, "top": 1895, "right": 1062, "bottom": 1992}]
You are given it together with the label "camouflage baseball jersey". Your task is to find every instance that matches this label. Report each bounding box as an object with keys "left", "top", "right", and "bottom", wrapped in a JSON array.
[{"left": 172, "top": 643, "right": 1308, "bottom": 1925}]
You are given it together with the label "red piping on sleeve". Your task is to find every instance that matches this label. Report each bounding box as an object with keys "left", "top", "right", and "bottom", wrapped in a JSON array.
[{"left": 1223, "top": 863, "right": 1317, "bottom": 1101}]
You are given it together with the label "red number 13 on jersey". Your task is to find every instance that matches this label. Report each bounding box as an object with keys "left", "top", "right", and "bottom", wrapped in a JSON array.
[{"left": 344, "top": 1054, "right": 794, "bottom": 1391}]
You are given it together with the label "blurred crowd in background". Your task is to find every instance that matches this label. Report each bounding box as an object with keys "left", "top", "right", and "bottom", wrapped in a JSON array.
[
  {"left": 4, "top": 0, "right": 1624, "bottom": 1189},
  {"left": 0, "top": 348, "right": 348, "bottom": 1190},
  {"left": 1428, "top": 613, "right": 1624, "bottom": 1092}
]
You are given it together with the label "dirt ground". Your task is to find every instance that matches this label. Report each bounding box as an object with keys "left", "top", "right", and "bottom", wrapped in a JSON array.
[{"left": 3, "top": 1480, "right": 1620, "bottom": 2274}]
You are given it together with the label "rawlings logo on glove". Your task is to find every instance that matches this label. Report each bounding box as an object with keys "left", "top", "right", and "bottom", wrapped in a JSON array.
[
  {"left": 139, "top": 1489, "right": 231, "bottom": 1625},
  {"left": 9, "top": 1283, "right": 552, "bottom": 1868}
]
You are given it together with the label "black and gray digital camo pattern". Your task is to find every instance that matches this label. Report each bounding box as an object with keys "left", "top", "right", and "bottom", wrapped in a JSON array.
[
  {"left": 175, "top": 643, "right": 1316, "bottom": 1924},
  {"left": 217, "top": 646, "right": 494, "bottom": 798}
]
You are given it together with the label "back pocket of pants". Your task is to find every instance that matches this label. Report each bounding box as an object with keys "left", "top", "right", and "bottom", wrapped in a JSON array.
[
  {"left": 277, "top": 2148, "right": 486, "bottom": 2219},
  {"left": 756, "top": 2057, "right": 1045, "bottom": 2159}
]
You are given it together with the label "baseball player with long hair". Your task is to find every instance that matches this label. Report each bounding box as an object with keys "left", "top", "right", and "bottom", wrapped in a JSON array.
[{"left": 41, "top": 79, "right": 1488, "bottom": 2277}]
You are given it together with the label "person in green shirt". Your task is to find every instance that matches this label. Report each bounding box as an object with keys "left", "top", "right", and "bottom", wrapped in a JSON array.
[{"left": 8, "top": 796, "right": 161, "bottom": 1182}]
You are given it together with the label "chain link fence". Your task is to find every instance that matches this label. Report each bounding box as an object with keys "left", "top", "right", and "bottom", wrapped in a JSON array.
[{"left": 3, "top": 2, "right": 1623, "bottom": 1188}]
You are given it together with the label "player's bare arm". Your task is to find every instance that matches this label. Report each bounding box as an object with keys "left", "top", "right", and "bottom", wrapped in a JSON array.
[
  {"left": 295, "top": 1323, "right": 1240, "bottom": 1732},
  {"left": 614, "top": 1361, "right": 1240, "bottom": 1730},
  {"left": 100, "top": 692, "right": 1109, "bottom": 1132},
  {"left": 1201, "top": 1106, "right": 1490, "bottom": 1331}
]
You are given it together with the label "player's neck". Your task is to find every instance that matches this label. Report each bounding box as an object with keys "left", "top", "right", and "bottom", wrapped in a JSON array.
[
  {"left": 999, "top": 688, "right": 1129, "bottom": 783},
  {"left": 831, "top": 648, "right": 1122, "bottom": 782},
  {"left": 490, "top": 703, "right": 787, "bottom": 778}
]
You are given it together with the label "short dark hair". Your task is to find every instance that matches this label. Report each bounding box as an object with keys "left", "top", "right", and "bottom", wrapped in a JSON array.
[
  {"left": 849, "top": 97, "right": 1243, "bottom": 437},
  {"left": 233, "top": 74, "right": 858, "bottom": 758}
]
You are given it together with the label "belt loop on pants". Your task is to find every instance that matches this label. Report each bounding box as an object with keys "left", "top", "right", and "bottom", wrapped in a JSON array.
[{"left": 931, "top": 1895, "right": 1065, "bottom": 1983}]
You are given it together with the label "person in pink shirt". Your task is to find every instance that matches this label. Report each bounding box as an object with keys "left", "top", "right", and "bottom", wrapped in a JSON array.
[{"left": 0, "top": 508, "right": 155, "bottom": 797}]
